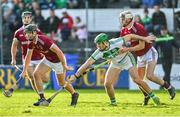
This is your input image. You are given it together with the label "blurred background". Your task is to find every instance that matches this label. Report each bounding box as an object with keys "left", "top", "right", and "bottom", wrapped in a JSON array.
[{"left": 0, "top": 0, "right": 180, "bottom": 90}]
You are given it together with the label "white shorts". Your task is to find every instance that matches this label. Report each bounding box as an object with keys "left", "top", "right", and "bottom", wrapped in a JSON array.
[
  {"left": 22, "top": 59, "right": 42, "bottom": 67},
  {"left": 41, "top": 57, "right": 63, "bottom": 74},
  {"left": 110, "top": 53, "right": 136, "bottom": 70},
  {"left": 137, "top": 47, "right": 158, "bottom": 67},
  {"left": 29, "top": 60, "right": 42, "bottom": 67}
]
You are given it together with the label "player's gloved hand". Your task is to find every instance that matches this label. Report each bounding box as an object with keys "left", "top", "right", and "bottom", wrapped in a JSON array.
[
  {"left": 11, "top": 59, "right": 16, "bottom": 66},
  {"left": 145, "top": 35, "right": 156, "bottom": 43},
  {"left": 67, "top": 75, "right": 77, "bottom": 83}
]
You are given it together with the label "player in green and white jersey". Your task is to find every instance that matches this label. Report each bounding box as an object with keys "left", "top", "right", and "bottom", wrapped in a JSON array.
[{"left": 68, "top": 33, "right": 160, "bottom": 106}]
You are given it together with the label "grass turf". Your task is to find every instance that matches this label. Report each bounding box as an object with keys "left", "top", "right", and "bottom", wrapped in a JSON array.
[{"left": 0, "top": 89, "right": 180, "bottom": 116}]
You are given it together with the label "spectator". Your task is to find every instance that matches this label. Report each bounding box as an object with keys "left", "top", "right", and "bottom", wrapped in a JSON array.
[
  {"left": 87, "top": 0, "right": 97, "bottom": 8},
  {"left": 178, "top": 0, "right": 180, "bottom": 8},
  {"left": 142, "top": 0, "right": 163, "bottom": 8},
  {"left": 13, "top": 1, "right": 25, "bottom": 20},
  {"left": 2, "top": 17, "right": 12, "bottom": 41},
  {"left": 60, "top": 18, "right": 71, "bottom": 41},
  {"left": 68, "top": 0, "right": 78, "bottom": 8},
  {"left": 174, "top": 11, "right": 180, "bottom": 32},
  {"left": 73, "top": 16, "right": 87, "bottom": 43},
  {"left": 34, "top": 9, "right": 46, "bottom": 32},
  {"left": 141, "top": 8, "right": 153, "bottom": 33},
  {"left": 164, "top": 0, "right": 178, "bottom": 8},
  {"left": 60, "top": 8, "right": 73, "bottom": 30},
  {"left": 155, "top": 26, "right": 180, "bottom": 85},
  {"left": 24, "top": 3, "right": 34, "bottom": 14},
  {"left": 55, "top": 0, "right": 67, "bottom": 8},
  {"left": 45, "top": 9, "right": 60, "bottom": 34},
  {"left": 39, "top": 0, "right": 56, "bottom": 9},
  {"left": 152, "top": 5, "right": 167, "bottom": 36},
  {"left": 130, "top": 0, "right": 141, "bottom": 8},
  {"left": 32, "top": 1, "right": 40, "bottom": 11},
  {"left": 76, "top": 0, "right": 85, "bottom": 8},
  {"left": 96, "top": 0, "right": 109, "bottom": 8},
  {"left": 134, "top": 14, "right": 143, "bottom": 25},
  {"left": 2, "top": 0, "right": 14, "bottom": 20}
]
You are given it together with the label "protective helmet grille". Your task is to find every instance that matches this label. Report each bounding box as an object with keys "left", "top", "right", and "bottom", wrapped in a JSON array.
[
  {"left": 21, "top": 11, "right": 32, "bottom": 18},
  {"left": 24, "top": 24, "right": 37, "bottom": 33},
  {"left": 119, "top": 11, "right": 133, "bottom": 19}
]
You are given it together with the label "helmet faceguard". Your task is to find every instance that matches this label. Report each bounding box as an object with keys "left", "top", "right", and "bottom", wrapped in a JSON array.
[
  {"left": 119, "top": 11, "right": 133, "bottom": 27},
  {"left": 24, "top": 24, "right": 38, "bottom": 41},
  {"left": 24, "top": 24, "right": 38, "bottom": 33},
  {"left": 21, "top": 11, "right": 32, "bottom": 18}
]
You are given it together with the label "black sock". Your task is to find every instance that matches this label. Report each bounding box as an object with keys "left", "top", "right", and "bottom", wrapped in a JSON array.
[
  {"left": 9, "top": 88, "right": 14, "bottom": 92},
  {"left": 140, "top": 87, "right": 149, "bottom": 98},
  {"left": 142, "top": 90, "right": 149, "bottom": 97},
  {"left": 39, "top": 93, "right": 45, "bottom": 99},
  {"left": 72, "top": 92, "right": 77, "bottom": 96},
  {"left": 162, "top": 81, "right": 171, "bottom": 89}
]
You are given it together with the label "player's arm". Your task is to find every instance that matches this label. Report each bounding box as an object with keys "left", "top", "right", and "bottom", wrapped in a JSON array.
[
  {"left": 121, "top": 34, "right": 155, "bottom": 52},
  {"left": 21, "top": 49, "right": 33, "bottom": 78},
  {"left": 127, "top": 40, "right": 145, "bottom": 52},
  {"left": 123, "top": 34, "right": 155, "bottom": 43},
  {"left": 11, "top": 38, "right": 19, "bottom": 65},
  {"left": 68, "top": 57, "right": 95, "bottom": 83},
  {"left": 75, "top": 57, "right": 95, "bottom": 78},
  {"left": 50, "top": 44, "right": 68, "bottom": 70}
]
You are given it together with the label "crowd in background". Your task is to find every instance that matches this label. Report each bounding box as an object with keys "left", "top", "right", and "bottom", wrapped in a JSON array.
[
  {"left": 1, "top": 0, "right": 180, "bottom": 64},
  {"left": 2, "top": 0, "right": 180, "bottom": 43},
  {"left": 1, "top": 0, "right": 88, "bottom": 44}
]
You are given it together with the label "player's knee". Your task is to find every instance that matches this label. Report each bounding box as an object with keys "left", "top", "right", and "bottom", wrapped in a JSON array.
[
  {"left": 33, "top": 71, "right": 40, "bottom": 79},
  {"left": 133, "top": 78, "right": 141, "bottom": 85},
  {"left": 146, "top": 73, "right": 153, "bottom": 80},
  {"left": 28, "top": 74, "right": 33, "bottom": 80},
  {"left": 104, "top": 81, "right": 111, "bottom": 88},
  {"left": 42, "top": 78, "right": 49, "bottom": 83},
  {"left": 58, "top": 80, "right": 66, "bottom": 86}
]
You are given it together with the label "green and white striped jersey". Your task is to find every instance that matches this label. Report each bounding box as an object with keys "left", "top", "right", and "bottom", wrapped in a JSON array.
[{"left": 91, "top": 37, "right": 128, "bottom": 63}]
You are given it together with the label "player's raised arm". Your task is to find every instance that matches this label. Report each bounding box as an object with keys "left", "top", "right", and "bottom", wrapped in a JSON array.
[{"left": 123, "top": 34, "right": 156, "bottom": 43}]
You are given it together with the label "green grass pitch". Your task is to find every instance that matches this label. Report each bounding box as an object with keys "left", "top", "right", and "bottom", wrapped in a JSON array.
[{"left": 0, "top": 89, "right": 180, "bottom": 116}]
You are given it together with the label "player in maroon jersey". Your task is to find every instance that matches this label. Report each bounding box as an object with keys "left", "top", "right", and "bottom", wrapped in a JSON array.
[
  {"left": 119, "top": 11, "right": 175, "bottom": 105},
  {"left": 10, "top": 11, "right": 50, "bottom": 94},
  {"left": 20, "top": 24, "right": 79, "bottom": 106}
]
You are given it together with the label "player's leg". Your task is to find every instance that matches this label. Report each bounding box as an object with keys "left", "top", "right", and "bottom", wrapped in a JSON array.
[
  {"left": 138, "top": 67, "right": 150, "bottom": 105},
  {"left": 26, "top": 60, "right": 50, "bottom": 93},
  {"left": 146, "top": 61, "right": 164, "bottom": 85},
  {"left": 56, "top": 73, "right": 79, "bottom": 106},
  {"left": 162, "top": 59, "right": 172, "bottom": 85},
  {"left": 104, "top": 63, "right": 121, "bottom": 106},
  {"left": 129, "top": 66, "right": 160, "bottom": 105},
  {"left": 52, "top": 61, "right": 79, "bottom": 106},
  {"left": 144, "top": 47, "right": 175, "bottom": 99},
  {"left": 27, "top": 66, "right": 38, "bottom": 93},
  {"left": 146, "top": 60, "right": 176, "bottom": 99},
  {"left": 33, "top": 62, "right": 51, "bottom": 106}
]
